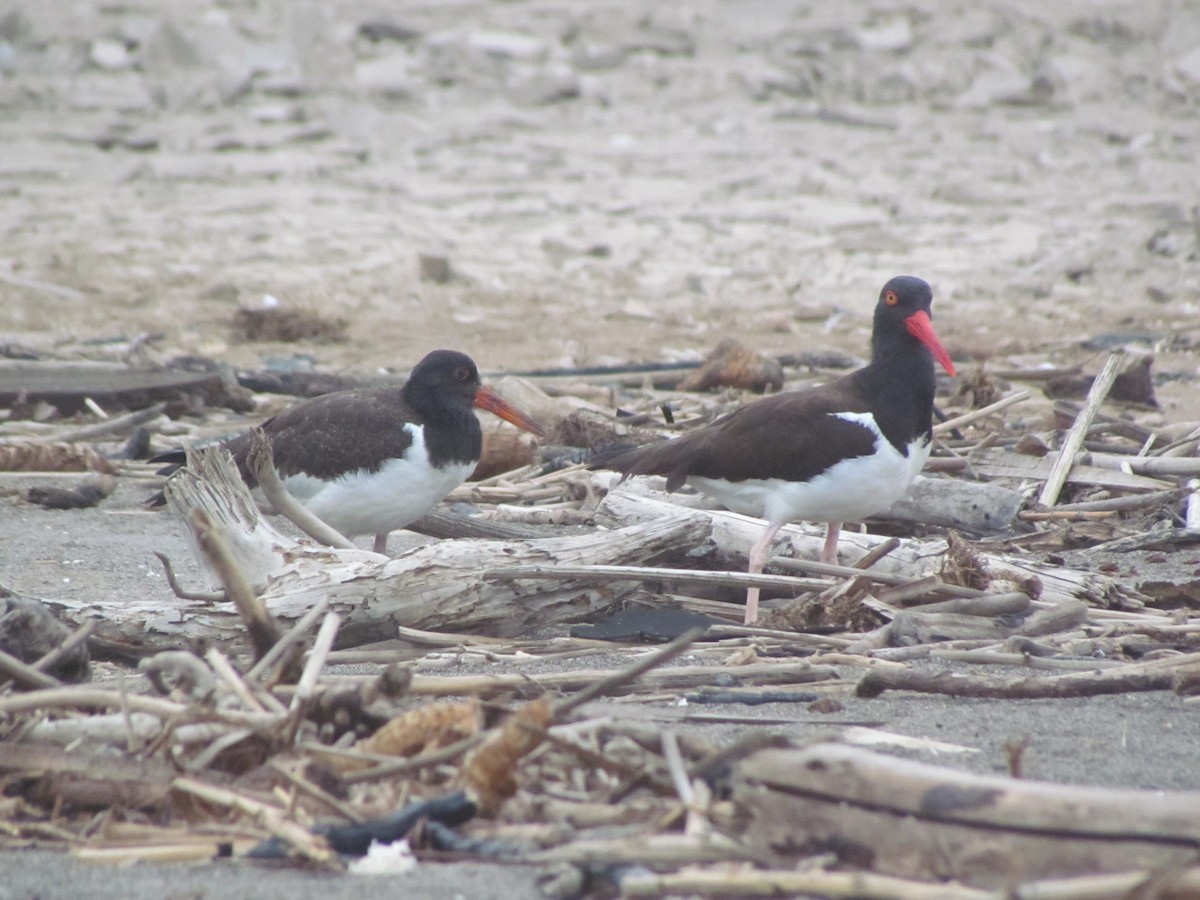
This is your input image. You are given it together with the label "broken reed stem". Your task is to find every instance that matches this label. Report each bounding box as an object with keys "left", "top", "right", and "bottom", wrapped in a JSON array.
[
  {"left": 245, "top": 595, "right": 330, "bottom": 686},
  {"left": 246, "top": 429, "right": 358, "bottom": 551},
  {"left": 553, "top": 627, "right": 706, "bottom": 718},
  {"left": 286, "top": 611, "right": 340, "bottom": 744},
  {"left": 170, "top": 776, "right": 336, "bottom": 866},
  {"left": 483, "top": 564, "right": 830, "bottom": 594},
  {"left": 30, "top": 619, "right": 94, "bottom": 676},
  {"left": 0, "top": 687, "right": 281, "bottom": 727},
  {"left": 620, "top": 868, "right": 994, "bottom": 899},
  {"left": 152, "top": 550, "right": 223, "bottom": 602},
  {"left": 1038, "top": 352, "right": 1125, "bottom": 508},
  {"left": 0, "top": 646, "right": 62, "bottom": 691},
  {"left": 331, "top": 733, "right": 487, "bottom": 786},
  {"left": 932, "top": 390, "right": 1032, "bottom": 437},
  {"left": 191, "top": 508, "right": 281, "bottom": 660},
  {"left": 49, "top": 401, "right": 167, "bottom": 443}
]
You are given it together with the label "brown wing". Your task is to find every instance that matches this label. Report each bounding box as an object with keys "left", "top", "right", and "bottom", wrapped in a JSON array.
[
  {"left": 226, "top": 388, "right": 419, "bottom": 484},
  {"left": 600, "top": 379, "right": 879, "bottom": 490}
]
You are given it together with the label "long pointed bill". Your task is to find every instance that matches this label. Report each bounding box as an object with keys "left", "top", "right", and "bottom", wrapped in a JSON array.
[
  {"left": 473, "top": 386, "right": 548, "bottom": 438},
  {"left": 905, "top": 310, "right": 957, "bottom": 377}
]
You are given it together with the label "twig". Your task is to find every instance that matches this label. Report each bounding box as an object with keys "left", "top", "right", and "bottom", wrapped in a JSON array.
[
  {"left": 30, "top": 619, "right": 94, "bottom": 676},
  {"left": 621, "top": 868, "right": 994, "bottom": 899},
  {"left": 0, "top": 687, "right": 281, "bottom": 728},
  {"left": 152, "top": 551, "right": 223, "bottom": 603},
  {"left": 49, "top": 402, "right": 167, "bottom": 443},
  {"left": 245, "top": 429, "right": 358, "bottom": 551},
  {"left": 245, "top": 595, "right": 330, "bottom": 686},
  {"left": 267, "top": 760, "right": 364, "bottom": 823},
  {"left": 191, "top": 508, "right": 281, "bottom": 660},
  {"left": 286, "top": 612, "right": 340, "bottom": 744},
  {"left": 1038, "top": 352, "right": 1125, "bottom": 508},
  {"left": 553, "top": 627, "right": 706, "bottom": 717},
  {"left": 170, "top": 776, "right": 337, "bottom": 866},
  {"left": 329, "top": 734, "right": 487, "bottom": 786},
  {"left": 483, "top": 564, "right": 830, "bottom": 594},
  {"left": 932, "top": 390, "right": 1033, "bottom": 437},
  {"left": 0, "top": 646, "right": 61, "bottom": 690}
]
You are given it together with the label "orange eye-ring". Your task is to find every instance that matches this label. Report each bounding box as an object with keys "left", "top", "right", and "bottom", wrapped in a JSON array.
[{"left": 884, "top": 290, "right": 899, "bottom": 306}]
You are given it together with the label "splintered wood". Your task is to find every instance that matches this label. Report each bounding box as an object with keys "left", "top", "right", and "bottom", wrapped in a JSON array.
[{"left": 3, "top": 347, "right": 1200, "bottom": 895}]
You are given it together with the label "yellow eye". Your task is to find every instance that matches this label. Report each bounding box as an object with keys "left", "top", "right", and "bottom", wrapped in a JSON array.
[{"left": 884, "top": 290, "right": 899, "bottom": 306}]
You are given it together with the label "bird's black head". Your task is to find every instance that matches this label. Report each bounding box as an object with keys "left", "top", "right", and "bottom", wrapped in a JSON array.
[
  {"left": 404, "top": 350, "right": 482, "bottom": 412},
  {"left": 404, "top": 349, "right": 548, "bottom": 436},
  {"left": 873, "top": 276, "right": 955, "bottom": 375}
]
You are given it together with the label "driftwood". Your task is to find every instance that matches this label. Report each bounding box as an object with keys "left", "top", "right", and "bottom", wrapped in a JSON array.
[
  {"left": 857, "top": 650, "right": 1200, "bottom": 699},
  {"left": 44, "top": 447, "right": 708, "bottom": 652},
  {"left": 731, "top": 741, "right": 1200, "bottom": 887},
  {"left": 593, "top": 483, "right": 1147, "bottom": 610}
]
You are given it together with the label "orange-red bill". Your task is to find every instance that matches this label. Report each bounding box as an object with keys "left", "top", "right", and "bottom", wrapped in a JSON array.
[
  {"left": 473, "top": 386, "right": 547, "bottom": 438},
  {"left": 905, "top": 309, "right": 956, "bottom": 377}
]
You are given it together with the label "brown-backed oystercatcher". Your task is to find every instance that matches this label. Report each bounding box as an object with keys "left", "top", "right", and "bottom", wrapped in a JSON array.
[
  {"left": 153, "top": 349, "right": 545, "bottom": 554},
  {"left": 593, "top": 275, "right": 956, "bottom": 624}
]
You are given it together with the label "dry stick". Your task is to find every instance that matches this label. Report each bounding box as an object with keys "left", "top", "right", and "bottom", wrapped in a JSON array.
[
  {"left": 30, "top": 619, "right": 94, "bottom": 675},
  {"left": 245, "top": 429, "right": 358, "bottom": 551},
  {"left": 267, "top": 760, "right": 364, "bottom": 823},
  {"left": 0, "top": 646, "right": 62, "bottom": 691},
  {"left": 851, "top": 536, "right": 901, "bottom": 570},
  {"left": 409, "top": 507, "right": 544, "bottom": 542},
  {"left": 932, "top": 390, "right": 1033, "bottom": 437},
  {"left": 245, "top": 595, "right": 330, "bottom": 685},
  {"left": 1188, "top": 478, "right": 1200, "bottom": 530},
  {"left": 0, "top": 686, "right": 281, "bottom": 727},
  {"left": 49, "top": 402, "right": 167, "bottom": 443},
  {"left": 152, "top": 550, "right": 224, "bottom": 603},
  {"left": 482, "top": 564, "right": 830, "bottom": 594},
  {"left": 191, "top": 508, "right": 281, "bottom": 661},
  {"left": 621, "top": 868, "right": 994, "bottom": 900},
  {"left": 285, "top": 611, "right": 340, "bottom": 744},
  {"left": 204, "top": 648, "right": 286, "bottom": 715},
  {"left": 330, "top": 733, "right": 487, "bottom": 786},
  {"left": 1038, "top": 352, "right": 1125, "bottom": 508},
  {"left": 553, "top": 627, "right": 706, "bottom": 718},
  {"left": 856, "top": 657, "right": 1195, "bottom": 700},
  {"left": 171, "top": 776, "right": 336, "bottom": 866}
]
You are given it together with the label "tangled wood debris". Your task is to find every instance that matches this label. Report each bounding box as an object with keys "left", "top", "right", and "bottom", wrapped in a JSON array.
[{"left": 3, "top": 348, "right": 1200, "bottom": 895}]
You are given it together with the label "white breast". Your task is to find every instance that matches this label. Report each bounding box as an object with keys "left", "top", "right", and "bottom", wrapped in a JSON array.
[{"left": 279, "top": 424, "right": 475, "bottom": 538}]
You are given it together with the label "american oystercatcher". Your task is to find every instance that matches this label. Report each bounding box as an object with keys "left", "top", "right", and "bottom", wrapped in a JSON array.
[
  {"left": 593, "top": 275, "right": 956, "bottom": 624},
  {"left": 152, "top": 349, "right": 545, "bottom": 554}
]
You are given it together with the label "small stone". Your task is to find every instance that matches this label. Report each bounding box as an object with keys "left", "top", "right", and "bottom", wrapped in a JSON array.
[
  {"left": 90, "top": 37, "right": 132, "bottom": 70},
  {"left": 466, "top": 30, "right": 547, "bottom": 61},
  {"left": 418, "top": 253, "right": 453, "bottom": 283},
  {"left": 358, "top": 20, "right": 422, "bottom": 43},
  {"left": 1172, "top": 46, "right": 1200, "bottom": 88},
  {"left": 355, "top": 52, "right": 417, "bottom": 96},
  {"left": 853, "top": 18, "right": 914, "bottom": 52}
]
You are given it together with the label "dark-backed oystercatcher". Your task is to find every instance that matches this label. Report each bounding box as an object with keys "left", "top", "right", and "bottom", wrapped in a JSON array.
[
  {"left": 152, "top": 349, "right": 545, "bottom": 554},
  {"left": 593, "top": 276, "right": 956, "bottom": 624}
]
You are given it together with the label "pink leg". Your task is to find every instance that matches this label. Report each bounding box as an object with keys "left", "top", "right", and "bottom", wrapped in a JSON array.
[
  {"left": 820, "top": 522, "right": 842, "bottom": 565},
  {"left": 744, "top": 520, "right": 785, "bottom": 626},
  {"left": 372, "top": 532, "right": 389, "bottom": 555}
]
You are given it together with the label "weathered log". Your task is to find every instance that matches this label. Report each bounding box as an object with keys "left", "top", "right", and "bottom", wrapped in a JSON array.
[
  {"left": 856, "top": 650, "right": 1200, "bottom": 699},
  {"left": 44, "top": 447, "right": 709, "bottom": 652},
  {"left": 593, "top": 482, "right": 1147, "bottom": 610},
  {"left": 731, "top": 742, "right": 1200, "bottom": 887}
]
